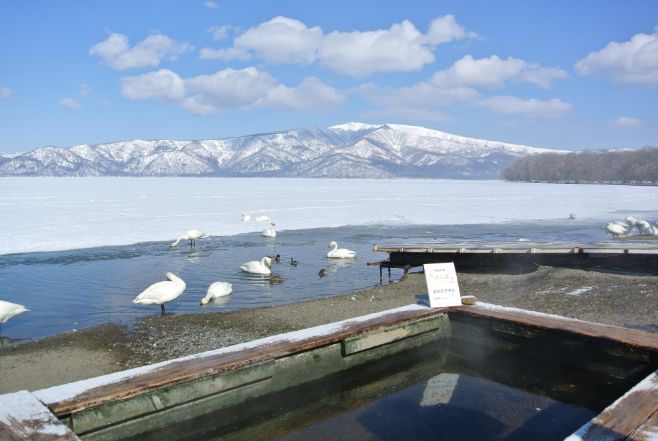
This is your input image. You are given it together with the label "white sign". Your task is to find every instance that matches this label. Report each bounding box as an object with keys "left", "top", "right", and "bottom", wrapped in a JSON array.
[{"left": 423, "top": 262, "right": 462, "bottom": 308}]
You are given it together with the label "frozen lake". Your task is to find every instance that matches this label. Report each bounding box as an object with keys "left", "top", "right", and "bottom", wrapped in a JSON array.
[
  {"left": 1, "top": 177, "right": 657, "bottom": 341},
  {"left": 2, "top": 177, "right": 658, "bottom": 255}
]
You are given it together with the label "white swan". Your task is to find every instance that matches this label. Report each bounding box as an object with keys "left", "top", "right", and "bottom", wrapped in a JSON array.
[
  {"left": 241, "top": 213, "right": 251, "bottom": 222},
  {"left": 262, "top": 223, "right": 276, "bottom": 238},
  {"left": 200, "top": 282, "right": 233, "bottom": 305},
  {"left": 606, "top": 223, "right": 628, "bottom": 238},
  {"left": 255, "top": 215, "right": 271, "bottom": 222},
  {"left": 133, "top": 272, "right": 186, "bottom": 314},
  {"left": 170, "top": 229, "right": 205, "bottom": 248},
  {"left": 0, "top": 300, "right": 29, "bottom": 330},
  {"left": 637, "top": 220, "right": 652, "bottom": 235},
  {"left": 327, "top": 241, "right": 357, "bottom": 258},
  {"left": 240, "top": 257, "right": 272, "bottom": 275}
]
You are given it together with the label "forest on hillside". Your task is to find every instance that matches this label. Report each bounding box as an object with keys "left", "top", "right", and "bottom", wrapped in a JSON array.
[{"left": 502, "top": 147, "right": 658, "bottom": 184}]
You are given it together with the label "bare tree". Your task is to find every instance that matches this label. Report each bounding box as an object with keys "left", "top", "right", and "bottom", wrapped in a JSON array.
[{"left": 502, "top": 148, "right": 658, "bottom": 185}]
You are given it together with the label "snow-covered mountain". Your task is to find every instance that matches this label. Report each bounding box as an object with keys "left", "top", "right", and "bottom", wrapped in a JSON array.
[{"left": 0, "top": 123, "right": 563, "bottom": 178}]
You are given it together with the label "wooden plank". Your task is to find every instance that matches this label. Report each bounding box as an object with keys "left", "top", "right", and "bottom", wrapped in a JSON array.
[
  {"left": 630, "top": 408, "right": 658, "bottom": 441},
  {"left": 566, "top": 371, "right": 658, "bottom": 440},
  {"left": 43, "top": 306, "right": 446, "bottom": 416},
  {"left": 373, "top": 245, "right": 658, "bottom": 255},
  {"left": 342, "top": 316, "right": 444, "bottom": 355},
  {"left": 0, "top": 391, "right": 80, "bottom": 440},
  {"left": 451, "top": 304, "right": 658, "bottom": 353}
]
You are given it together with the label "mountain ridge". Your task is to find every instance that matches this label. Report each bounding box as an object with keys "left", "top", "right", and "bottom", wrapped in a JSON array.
[{"left": 0, "top": 123, "right": 564, "bottom": 178}]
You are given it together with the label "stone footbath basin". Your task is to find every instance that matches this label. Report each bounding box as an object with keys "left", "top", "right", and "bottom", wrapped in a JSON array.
[{"left": 1, "top": 303, "right": 657, "bottom": 440}]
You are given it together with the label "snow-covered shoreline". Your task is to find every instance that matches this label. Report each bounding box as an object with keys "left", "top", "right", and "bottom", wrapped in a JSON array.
[{"left": 2, "top": 177, "right": 658, "bottom": 256}]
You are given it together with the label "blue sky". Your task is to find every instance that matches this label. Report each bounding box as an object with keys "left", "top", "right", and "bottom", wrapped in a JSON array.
[{"left": 1, "top": 0, "right": 657, "bottom": 152}]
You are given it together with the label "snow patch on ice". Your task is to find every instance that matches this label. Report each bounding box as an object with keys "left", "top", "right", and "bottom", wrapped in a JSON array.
[{"left": 566, "top": 286, "right": 594, "bottom": 296}]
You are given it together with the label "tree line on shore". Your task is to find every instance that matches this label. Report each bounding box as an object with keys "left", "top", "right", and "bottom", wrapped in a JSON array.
[{"left": 502, "top": 147, "right": 658, "bottom": 184}]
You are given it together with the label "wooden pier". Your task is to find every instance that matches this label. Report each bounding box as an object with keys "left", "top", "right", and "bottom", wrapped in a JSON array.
[{"left": 373, "top": 244, "right": 658, "bottom": 274}]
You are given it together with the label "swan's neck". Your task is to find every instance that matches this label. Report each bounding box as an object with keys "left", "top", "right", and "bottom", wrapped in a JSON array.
[
  {"left": 165, "top": 272, "right": 185, "bottom": 287},
  {"left": 329, "top": 243, "right": 337, "bottom": 251},
  {"left": 171, "top": 237, "right": 183, "bottom": 247}
]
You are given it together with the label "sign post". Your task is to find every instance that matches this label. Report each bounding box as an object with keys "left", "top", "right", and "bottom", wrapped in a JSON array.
[{"left": 423, "top": 262, "right": 462, "bottom": 308}]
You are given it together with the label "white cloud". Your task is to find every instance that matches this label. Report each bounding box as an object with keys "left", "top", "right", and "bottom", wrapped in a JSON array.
[
  {"left": 424, "top": 14, "right": 477, "bottom": 45},
  {"left": 59, "top": 97, "right": 81, "bottom": 111},
  {"left": 0, "top": 86, "right": 12, "bottom": 101},
  {"left": 199, "top": 46, "right": 251, "bottom": 61},
  {"left": 257, "top": 76, "right": 345, "bottom": 111},
  {"left": 184, "top": 67, "right": 278, "bottom": 111},
  {"left": 120, "top": 67, "right": 343, "bottom": 116},
  {"left": 320, "top": 20, "right": 434, "bottom": 77},
  {"left": 203, "top": 1, "right": 218, "bottom": 9},
  {"left": 202, "top": 15, "right": 474, "bottom": 77},
  {"left": 90, "top": 32, "right": 191, "bottom": 71},
  {"left": 354, "top": 54, "right": 568, "bottom": 121},
  {"left": 611, "top": 116, "right": 643, "bottom": 128},
  {"left": 476, "top": 96, "right": 572, "bottom": 118},
  {"left": 217, "top": 16, "right": 322, "bottom": 64},
  {"left": 180, "top": 96, "right": 218, "bottom": 116},
  {"left": 432, "top": 55, "right": 567, "bottom": 89},
  {"left": 575, "top": 25, "right": 658, "bottom": 85},
  {"left": 209, "top": 25, "right": 233, "bottom": 41},
  {"left": 120, "top": 69, "right": 186, "bottom": 101}
]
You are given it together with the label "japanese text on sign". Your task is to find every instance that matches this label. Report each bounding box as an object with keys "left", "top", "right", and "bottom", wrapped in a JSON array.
[{"left": 423, "top": 262, "right": 462, "bottom": 308}]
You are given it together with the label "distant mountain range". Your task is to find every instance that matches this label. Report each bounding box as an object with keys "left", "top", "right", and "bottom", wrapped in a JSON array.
[{"left": 0, "top": 123, "right": 563, "bottom": 178}]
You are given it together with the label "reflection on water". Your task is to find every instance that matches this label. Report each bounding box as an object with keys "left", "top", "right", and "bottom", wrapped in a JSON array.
[{"left": 0, "top": 221, "right": 629, "bottom": 340}]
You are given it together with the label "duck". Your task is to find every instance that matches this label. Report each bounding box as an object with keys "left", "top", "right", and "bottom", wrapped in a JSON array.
[
  {"left": 327, "top": 241, "right": 357, "bottom": 258},
  {"left": 170, "top": 230, "right": 205, "bottom": 248},
  {"left": 262, "top": 223, "right": 276, "bottom": 238},
  {"left": 319, "top": 269, "right": 328, "bottom": 277},
  {"left": 290, "top": 257, "right": 298, "bottom": 267},
  {"left": 267, "top": 254, "right": 281, "bottom": 263},
  {"left": 133, "top": 272, "right": 186, "bottom": 314},
  {"left": 0, "top": 300, "right": 29, "bottom": 331},
  {"left": 200, "top": 282, "right": 233, "bottom": 305},
  {"left": 240, "top": 257, "right": 272, "bottom": 275}
]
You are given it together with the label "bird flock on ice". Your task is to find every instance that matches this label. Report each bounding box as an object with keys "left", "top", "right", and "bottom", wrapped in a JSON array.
[
  {"left": 1, "top": 212, "right": 358, "bottom": 331},
  {"left": 605, "top": 215, "right": 658, "bottom": 239}
]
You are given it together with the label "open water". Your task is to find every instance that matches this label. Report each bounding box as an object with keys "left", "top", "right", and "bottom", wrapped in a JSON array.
[{"left": 0, "top": 220, "right": 627, "bottom": 341}]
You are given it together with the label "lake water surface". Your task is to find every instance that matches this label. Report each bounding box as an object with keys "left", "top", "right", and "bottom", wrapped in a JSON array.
[{"left": 0, "top": 220, "right": 630, "bottom": 341}]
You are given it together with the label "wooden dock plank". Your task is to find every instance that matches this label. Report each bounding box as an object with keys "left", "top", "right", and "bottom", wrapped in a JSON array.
[
  {"left": 630, "top": 408, "right": 658, "bottom": 441},
  {"left": 373, "top": 245, "right": 658, "bottom": 254},
  {"left": 0, "top": 391, "right": 80, "bottom": 440},
  {"left": 43, "top": 306, "right": 445, "bottom": 416},
  {"left": 566, "top": 371, "right": 658, "bottom": 440},
  {"left": 452, "top": 304, "right": 658, "bottom": 352}
]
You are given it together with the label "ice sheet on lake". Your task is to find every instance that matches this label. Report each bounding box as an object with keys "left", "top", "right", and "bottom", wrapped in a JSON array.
[{"left": 1, "top": 177, "right": 658, "bottom": 255}]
